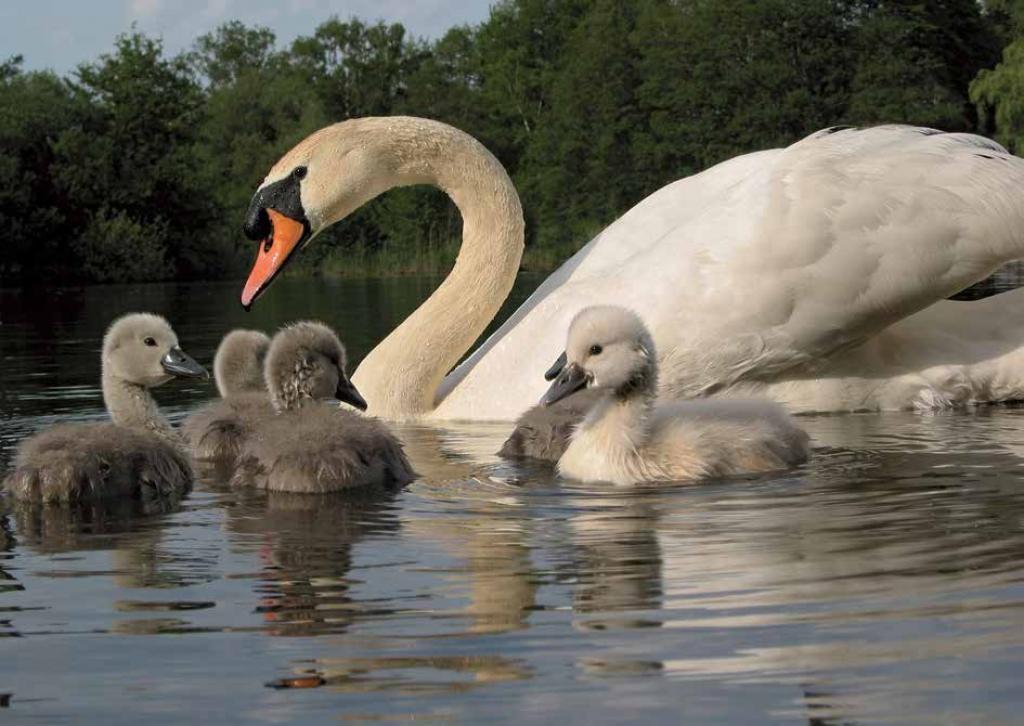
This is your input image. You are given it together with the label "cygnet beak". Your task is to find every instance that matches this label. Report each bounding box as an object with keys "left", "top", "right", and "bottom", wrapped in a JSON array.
[
  {"left": 541, "top": 362, "right": 589, "bottom": 406},
  {"left": 544, "top": 351, "right": 567, "bottom": 381},
  {"left": 336, "top": 376, "right": 368, "bottom": 411},
  {"left": 161, "top": 346, "right": 209, "bottom": 379}
]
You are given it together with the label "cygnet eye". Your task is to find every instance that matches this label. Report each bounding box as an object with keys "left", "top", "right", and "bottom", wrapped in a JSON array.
[
  {"left": 589, "top": 344, "right": 603, "bottom": 356},
  {"left": 293, "top": 165, "right": 308, "bottom": 180},
  {"left": 144, "top": 337, "right": 157, "bottom": 347}
]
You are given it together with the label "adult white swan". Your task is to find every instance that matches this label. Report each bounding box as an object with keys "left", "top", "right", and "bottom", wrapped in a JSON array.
[{"left": 240, "top": 117, "right": 1024, "bottom": 421}]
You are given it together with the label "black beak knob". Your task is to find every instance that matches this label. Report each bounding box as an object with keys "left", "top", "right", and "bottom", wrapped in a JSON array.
[{"left": 243, "top": 203, "right": 270, "bottom": 241}]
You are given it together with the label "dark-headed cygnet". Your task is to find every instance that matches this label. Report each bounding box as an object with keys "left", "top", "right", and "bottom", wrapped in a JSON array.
[
  {"left": 4, "top": 313, "right": 208, "bottom": 503},
  {"left": 498, "top": 384, "right": 602, "bottom": 462},
  {"left": 540, "top": 306, "right": 810, "bottom": 485},
  {"left": 232, "top": 321, "right": 416, "bottom": 493},
  {"left": 182, "top": 329, "right": 272, "bottom": 465}
]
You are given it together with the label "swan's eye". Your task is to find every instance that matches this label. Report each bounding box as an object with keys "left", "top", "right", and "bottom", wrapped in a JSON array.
[
  {"left": 144, "top": 337, "right": 157, "bottom": 347},
  {"left": 293, "top": 166, "right": 308, "bottom": 180},
  {"left": 589, "top": 344, "right": 603, "bottom": 356}
]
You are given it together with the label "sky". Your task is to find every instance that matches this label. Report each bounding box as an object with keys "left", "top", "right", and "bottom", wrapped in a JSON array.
[{"left": 0, "top": 0, "right": 496, "bottom": 74}]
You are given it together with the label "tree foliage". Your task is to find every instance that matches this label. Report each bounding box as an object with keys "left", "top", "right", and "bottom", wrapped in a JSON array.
[
  {"left": 0, "top": 1, "right": 1020, "bottom": 283},
  {"left": 972, "top": 1, "right": 1024, "bottom": 151}
]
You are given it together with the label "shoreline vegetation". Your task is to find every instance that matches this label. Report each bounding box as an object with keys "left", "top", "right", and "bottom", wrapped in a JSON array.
[
  {"left": 4, "top": 0, "right": 1024, "bottom": 285},
  {"left": 302, "top": 239, "right": 570, "bottom": 278}
]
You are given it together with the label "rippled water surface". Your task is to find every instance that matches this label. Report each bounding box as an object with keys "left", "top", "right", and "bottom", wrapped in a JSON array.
[{"left": 3, "top": 275, "right": 1024, "bottom": 723}]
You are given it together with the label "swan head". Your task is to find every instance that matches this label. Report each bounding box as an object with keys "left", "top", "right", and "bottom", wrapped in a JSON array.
[
  {"left": 214, "top": 329, "right": 270, "bottom": 397},
  {"left": 240, "top": 119, "right": 413, "bottom": 309},
  {"left": 541, "top": 306, "right": 656, "bottom": 406},
  {"left": 103, "top": 313, "right": 208, "bottom": 388},
  {"left": 264, "top": 320, "right": 367, "bottom": 413}
]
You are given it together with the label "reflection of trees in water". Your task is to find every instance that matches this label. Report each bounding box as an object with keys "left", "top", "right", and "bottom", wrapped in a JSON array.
[{"left": 223, "top": 489, "right": 401, "bottom": 637}]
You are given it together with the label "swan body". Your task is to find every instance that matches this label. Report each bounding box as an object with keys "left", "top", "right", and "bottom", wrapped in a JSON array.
[
  {"left": 241, "top": 119, "right": 1024, "bottom": 421},
  {"left": 544, "top": 307, "right": 809, "bottom": 485},
  {"left": 4, "top": 313, "right": 207, "bottom": 502},
  {"left": 741, "top": 286, "right": 1024, "bottom": 412},
  {"left": 232, "top": 321, "right": 415, "bottom": 493},
  {"left": 182, "top": 329, "right": 272, "bottom": 464}
]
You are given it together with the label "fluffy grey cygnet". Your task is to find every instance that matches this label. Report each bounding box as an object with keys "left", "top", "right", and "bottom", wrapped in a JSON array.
[
  {"left": 181, "top": 329, "right": 272, "bottom": 465},
  {"left": 541, "top": 306, "right": 810, "bottom": 485},
  {"left": 4, "top": 313, "right": 208, "bottom": 503},
  {"left": 231, "top": 321, "right": 416, "bottom": 493},
  {"left": 213, "top": 329, "right": 269, "bottom": 398},
  {"left": 498, "top": 387, "right": 602, "bottom": 461}
]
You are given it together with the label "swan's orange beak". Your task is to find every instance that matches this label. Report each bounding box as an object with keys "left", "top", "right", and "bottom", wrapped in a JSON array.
[{"left": 242, "top": 209, "right": 308, "bottom": 309}]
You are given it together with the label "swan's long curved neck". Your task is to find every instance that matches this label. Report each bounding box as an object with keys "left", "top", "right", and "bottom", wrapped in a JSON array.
[
  {"left": 102, "top": 375, "right": 176, "bottom": 443},
  {"left": 349, "top": 119, "right": 524, "bottom": 419}
]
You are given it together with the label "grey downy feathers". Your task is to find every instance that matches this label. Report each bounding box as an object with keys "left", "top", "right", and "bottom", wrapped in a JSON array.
[
  {"left": 181, "top": 329, "right": 273, "bottom": 467},
  {"left": 231, "top": 321, "right": 416, "bottom": 493},
  {"left": 4, "top": 313, "right": 207, "bottom": 503}
]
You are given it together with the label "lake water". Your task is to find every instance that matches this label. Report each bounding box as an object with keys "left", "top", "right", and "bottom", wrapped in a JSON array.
[{"left": 3, "top": 273, "right": 1024, "bottom": 723}]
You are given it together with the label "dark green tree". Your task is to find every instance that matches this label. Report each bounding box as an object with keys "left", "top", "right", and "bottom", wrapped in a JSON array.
[
  {"left": 632, "top": 0, "right": 852, "bottom": 177},
  {"left": 290, "top": 18, "right": 412, "bottom": 119},
  {"left": 191, "top": 23, "right": 328, "bottom": 272},
  {"left": 972, "top": 0, "right": 1024, "bottom": 151},
  {"left": 521, "top": 0, "right": 644, "bottom": 256},
  {"left": 468, "top": 0, "right": 592, "bottom": 169},
  {"left": 52, "top": 32, "right": 219, "bottom": 280},
  {"left": 846, "top": 0, "right": 1001, "bottom": 130},
  {"left": 0, "top": 0, "right": 1016, "bottom": 283},
  {"left": 189, "top": 20, "right": 277, "bottom": 88},
  {"left": 0, "top": 58, "right": 82, "bottom": 280}
]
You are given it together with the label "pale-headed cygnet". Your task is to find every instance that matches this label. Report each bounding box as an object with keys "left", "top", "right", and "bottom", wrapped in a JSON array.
[
  {"left": 182, "top": 329, "right": 272, "bottom": 464},
  {"left": 231, "top": 321, "right": 416, "bottom": 493},
  {"left": 4, "top": 313, "right": 208, "bottom": 503},
  {"left": 541, "top": 306, "right": 810, "bottom": 485}
]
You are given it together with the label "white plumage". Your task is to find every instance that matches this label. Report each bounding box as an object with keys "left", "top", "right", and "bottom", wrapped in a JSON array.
[
  {"left": 247, "top": 119, "right": 1024, "bottom": 421},
  {"left": 437, "top": 126, "right": 1024, "bottom": 419}
]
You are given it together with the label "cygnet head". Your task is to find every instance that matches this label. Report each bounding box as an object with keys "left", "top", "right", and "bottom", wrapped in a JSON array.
[
  {"left": 214, "top": 329, "right": 271, "bottom": 397},
  {"left": 264, "top": 320, "right": 367, "bottom": 412},
  {"left": 541, "top": 306, "right": 656, "bottom": 406},
  {"left": 102, "top": 313, "right": 208, "bottom": 387}
]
